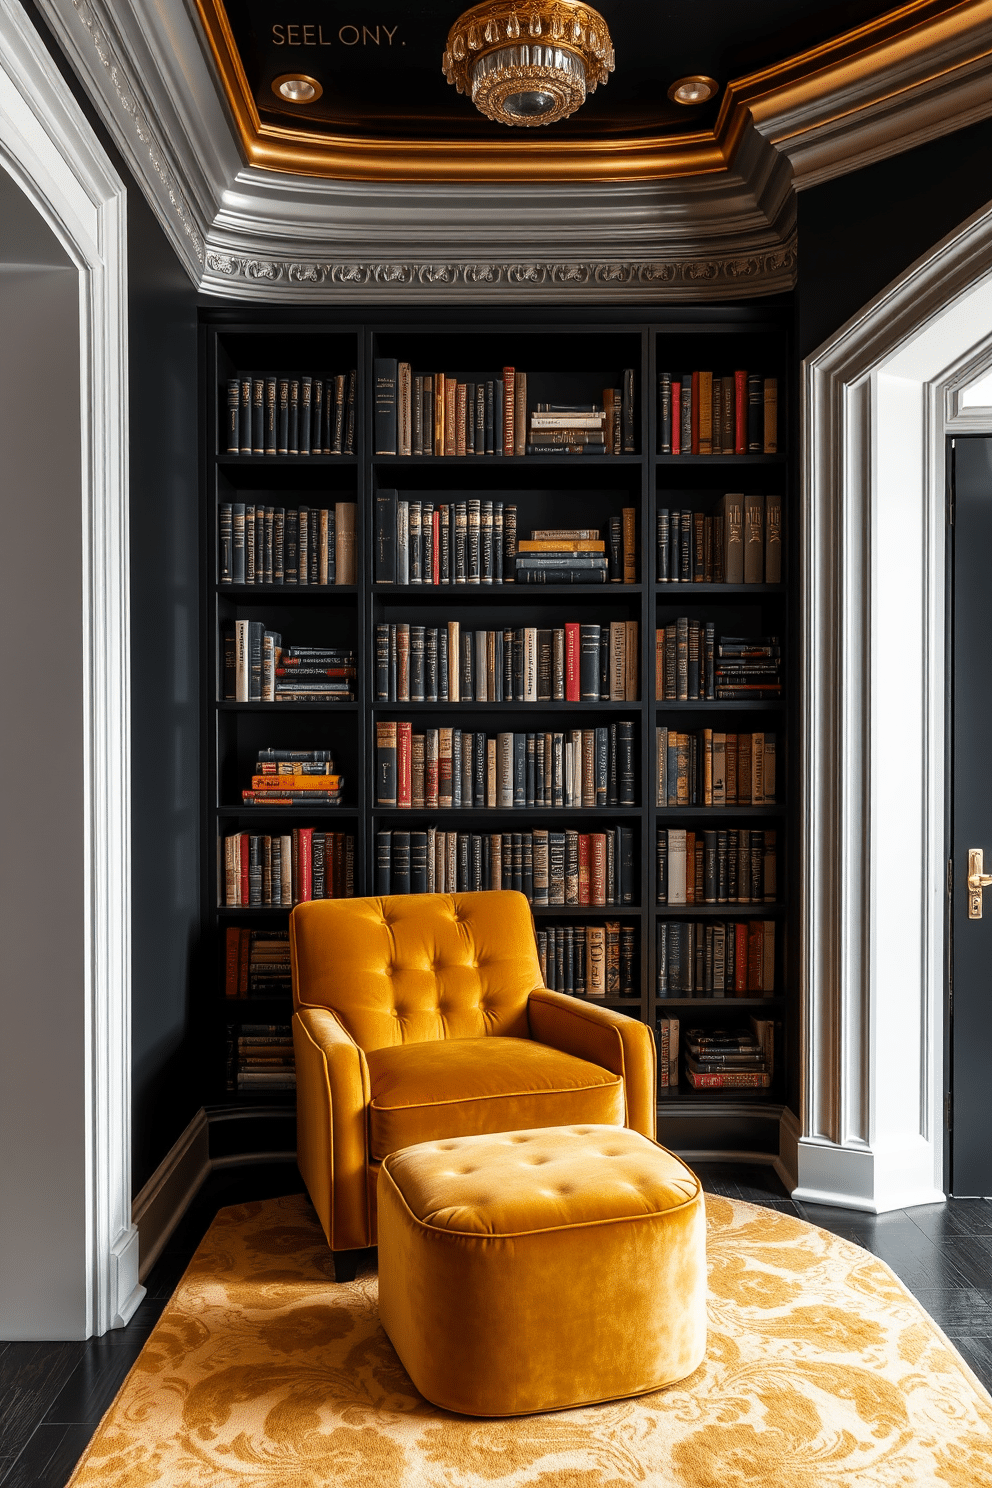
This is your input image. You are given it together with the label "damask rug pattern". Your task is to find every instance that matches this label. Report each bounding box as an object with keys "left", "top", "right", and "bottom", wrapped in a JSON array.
[{"left": 68, "top": 1192, "right": 992, "bottom": 1487}]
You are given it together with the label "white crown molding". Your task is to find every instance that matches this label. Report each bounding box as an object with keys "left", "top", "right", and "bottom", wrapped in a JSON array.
[
  {"left": 0, "top": 0, "right": 138, "bottom": 1333},
  {"left": 801, "top": 196, "right": 992, "bottom": 1212}
]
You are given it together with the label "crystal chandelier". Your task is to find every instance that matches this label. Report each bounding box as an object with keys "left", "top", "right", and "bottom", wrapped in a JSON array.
[{"left": 442, "top": 1, "right": 614, "bottom": 128}]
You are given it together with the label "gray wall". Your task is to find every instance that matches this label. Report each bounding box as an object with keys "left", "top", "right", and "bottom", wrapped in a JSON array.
[{"left": 0, "top": 167, "right": 87, "bottom": 1335}]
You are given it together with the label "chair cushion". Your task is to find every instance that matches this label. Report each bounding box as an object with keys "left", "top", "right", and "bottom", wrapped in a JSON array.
[{"left": 365, "top": 1035, "right": 624, "bottom": 1162}]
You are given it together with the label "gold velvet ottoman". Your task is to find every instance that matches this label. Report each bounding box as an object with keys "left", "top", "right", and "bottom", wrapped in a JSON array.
[{"left": 377, "top": 1123, "right": 707, "bottom": 1417}]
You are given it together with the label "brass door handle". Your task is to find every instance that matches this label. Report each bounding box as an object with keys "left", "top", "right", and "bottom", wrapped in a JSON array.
[{"left": 968, "top": 848, "right": 992, "bottom": 918}]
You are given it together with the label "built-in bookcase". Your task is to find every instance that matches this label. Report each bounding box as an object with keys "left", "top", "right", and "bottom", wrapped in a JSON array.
[{"left": 201, "top": 306, "right": 794, "bottom": 1155}]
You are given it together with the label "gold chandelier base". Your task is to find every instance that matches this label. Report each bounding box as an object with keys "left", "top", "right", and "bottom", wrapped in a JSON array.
[{"left": 443, "top": 1, "right": 614, "bottom": 128}]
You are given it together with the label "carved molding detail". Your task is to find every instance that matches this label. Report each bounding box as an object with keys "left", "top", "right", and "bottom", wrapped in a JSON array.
[
  {"left": 69, "top": 0, "right": 205, "bottom": 264},
  {"left": 203, "top": 241, "right": 797, "bottom": 298}
]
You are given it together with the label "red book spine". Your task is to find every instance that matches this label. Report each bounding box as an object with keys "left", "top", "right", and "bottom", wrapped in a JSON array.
[
  {"left": 297, "top": 828, "right": 313, "bottom": 902},
  {"left": 330, "top": 833, "right": 342, "bottom": 898},
  {"left": 734, "top": 369, "right": 747, "bottom": 454},
  {"left": 578, "top": 834, "right": 590, "bottom": 905},
  {"left": 238, "top": 928, "right": 250, "bottom": 996},
  {"left": 397, "top": 722, "right": 413, "bottom": 808},
  {"left": 672, "top": 381, "right": 681, "bottom": 455},
  {"left": 432, "top": 510, "right": 440, "bottom": 585},
  {"left": 735, "top": 922, "right": 748, "bottom": 993},
  {"left": 691, "top": 371, "right": 700, "bottom": 454},
  {"left": 747, "top": 920, "right": 763, "bottom": 990},
  {"left": 239, "top": 832, "right": 249, "bottom": 906},
  {"left": 565, "top": 623, "right": 580, "bottom": 702},
  {"left": 425, "top": 746, "right": 439, "bottom": 805},
  {"left": 590, "top": 833, "right": 607, "bottom": 907},
  {"left": 225, "top": 926, "right": 241, "bottom": 997}
]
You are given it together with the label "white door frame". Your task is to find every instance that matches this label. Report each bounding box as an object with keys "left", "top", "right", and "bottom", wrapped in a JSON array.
[
  {"left": 0, "top": 0, "right": 138, "bottom": 1334},
  {"left": 800, "top": 196, "right": 992, "bottom": 1212}
]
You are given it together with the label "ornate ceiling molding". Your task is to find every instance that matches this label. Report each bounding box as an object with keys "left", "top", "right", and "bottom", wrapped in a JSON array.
[
  {"left": 29, "top": 0, "right": 992, "bottom": 301},
  {"left": 201, "top": 241, "right": 797, "bottom": 301}
]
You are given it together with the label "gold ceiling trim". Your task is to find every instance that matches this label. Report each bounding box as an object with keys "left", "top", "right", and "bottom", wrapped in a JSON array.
[{"left": 193, "top": 0, "right": 992, "bottom": 182}]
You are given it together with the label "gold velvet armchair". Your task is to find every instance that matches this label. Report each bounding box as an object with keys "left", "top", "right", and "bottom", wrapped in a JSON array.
[{"left": 290, "top": 890, "right": 656, "bottom": 1262}]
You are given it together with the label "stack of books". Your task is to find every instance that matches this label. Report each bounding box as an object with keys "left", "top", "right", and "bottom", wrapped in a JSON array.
[
  {"left": 656, "top": 496, "right": 781, "bottom": 584},
  {"left": 655, "top": 729, "right": 776, "bottom": 807},
  {"left": 375, "top": 723, "right": 636, "bottom": 809},
  {"left": 222, "top": 634, "right": 357, "bottom": 703},
  {"left": 375, "top": 621, "right": 638, "bottom": 703},
  {"left": 515, "top": 521, "right": 632, "bottom": 585},
  {"left": 225, "top": 372, "right": 357, "bottom": 456},
  {"left": 536, "top": 923, "right": 637, "bottom": 997},
  {"left": 715, "top": 637, "right": 782, "bottom": 700},
  {"left": 657, "top": 922, "right": 775, "bottom": 995},
  {"left": 223, "top": 932, "right": 292, "bottom": 996},
  {"left": 239, "top": 747, "right": 345, "bottom": 807},
  {"left": 682, "top": 1019, "right": 775, "bottom": 1089},
  {"left": 527, "top": 374, "right": 635, "bottom": 455},
  {"left": 225, "top": 1023, "right": 296, "bottom": 1094},
  {"left": 657, "top": 828, "right": 776, "bottom": 904},
  {"left": 222, "top": 826, "right": 355, "bottom": 904},
  {"left": 656, "top": 370, "right": 777, "bottom": 455},
  {"left": 375, "top": 826, "right": 635, "bottom": 905},
  {"left": 219, "top": 501, "right": 356, "bottom": 586}
]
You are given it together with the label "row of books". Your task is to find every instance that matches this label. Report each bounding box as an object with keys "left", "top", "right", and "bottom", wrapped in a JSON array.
[
  {"left": 374, "top": 826, "right": 636, "bottom": 905},
  {"left": 219, "top": 503, "right": 357, "bottom": 586},
  {"left": 238, "top": 748, "right": 347, "bottom": 807},
  {"left": 373, "top": 362, "right": 637, "bottom": 456},
  {"left": 656, "top": 372, "right": 777, "bottom": 455},
  {"left": 656, "top": 729, "right": 777, "bottom": 807},
  {"left": 374, "top": 621, "right": 640, "bottom": 704},
  {"left": 658, "top": 1018, "right": 775, "bottom": 1090},
  {"left": 657, "top": 828, "right": 776, "bottom": 905},
  {"left": 224, "top": 372, "right": 357, "bottom": 456},
  {"left": 374, "top": 499, "right": 637, "bottom": 586},
  {"left": 224, "top": 934, "right": 292, "bottom": 998},
  {"left": 656, "top": 497, "right": 781, "bottom": 585},
  {"left": 374, "top": 723, "right": 637, "bottom": 809},
  {"left": 224, "top": 1023, "right": 296, "bottom": 1093},
  {"left": 657, "top": 920, "right": 776, "bottom": 995},
  {"left": 655, "top": 627, "right": 781, "bottom": 701},
  {"left": 537, "top": 923, "right": 637, "bottom": 998},
  {"left": 222, "top": 829, "right": 355, "bottom": 905},
  {"left": 222, "top": 632, "right": 357, "bottom": 704}
]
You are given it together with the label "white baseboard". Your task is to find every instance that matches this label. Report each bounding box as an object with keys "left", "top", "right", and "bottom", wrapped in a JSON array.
[{"left": 132, "top": 1109, "right": 210, "bottom": 1282}]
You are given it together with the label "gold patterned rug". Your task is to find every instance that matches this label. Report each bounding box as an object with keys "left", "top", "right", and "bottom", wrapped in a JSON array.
[{"left": 69, "top": 1192, "right": 992, "bottom": 1487}]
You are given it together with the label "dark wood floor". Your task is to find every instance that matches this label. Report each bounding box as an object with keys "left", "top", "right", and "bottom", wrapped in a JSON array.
[{"left": 2, "top": 1160, "right": 992, "bottom": 1487}]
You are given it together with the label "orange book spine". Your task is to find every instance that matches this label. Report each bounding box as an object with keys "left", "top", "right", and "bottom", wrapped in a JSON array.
[
  {"left": 578, "top": 834, "right": 591, "bottom": 905},
  {"left": 590, "top": 833, "right": 607, "bottom": 907},
  {"left": 734, "top": 922, "right": 748, "bottom": 994},
  {"left": 444, "top": 379, "right": 457, "bottom": 457},
  {"left": 502, "top": 366, "right": 515, "bottom": 455},
  {"left": 622, "top": 508, "right": 636, "bottom": 583},
  {"left": 250, "top": 774, "right": 341, "bottom": 790},
  {"left": 690, "top": 371, "right": 700, "bottom": 454},
  {"left": 434, "top": 372, "right": 445, "bottom": 456}
]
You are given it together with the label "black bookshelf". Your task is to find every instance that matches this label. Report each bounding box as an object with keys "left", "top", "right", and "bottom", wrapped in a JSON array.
[{"left": 200, "top": 306, "right": 795, "bottom": 1152}]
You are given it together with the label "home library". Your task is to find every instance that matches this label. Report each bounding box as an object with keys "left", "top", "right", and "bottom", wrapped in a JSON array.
[{"left": 201, "top": 308, "right": 793, "bottom": 1154}]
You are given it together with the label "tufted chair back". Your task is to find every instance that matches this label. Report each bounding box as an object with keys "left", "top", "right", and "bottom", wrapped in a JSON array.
[{"left": 290, "top": 891, "right": 540, "bottom": 1052}]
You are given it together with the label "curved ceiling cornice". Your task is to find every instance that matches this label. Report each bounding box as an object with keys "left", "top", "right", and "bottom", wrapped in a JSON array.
[{"left": 30, "top": 0, "right": 992, "bottom": 300}]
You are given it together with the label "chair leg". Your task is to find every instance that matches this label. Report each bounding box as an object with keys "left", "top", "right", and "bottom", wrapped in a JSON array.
[{"left": 332, "top": 1248, "right": 364, "bottom": 1283}]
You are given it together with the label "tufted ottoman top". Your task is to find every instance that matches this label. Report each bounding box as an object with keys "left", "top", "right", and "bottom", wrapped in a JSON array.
[{"left": 382, "top": 1124, "right": 701, "bottom": 1237}]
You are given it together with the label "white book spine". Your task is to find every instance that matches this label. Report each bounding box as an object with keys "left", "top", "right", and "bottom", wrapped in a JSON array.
[
  {"left": 397, "top": 500, "right": 410, "bottom": 585},
  {"left": 475, "top": 630, "right": 488, "bottom": 702},
  {"left": 235, "top": 619, "right": 250, "bottom": 701},
  {"left": 448, "top": 621, "right": 460, "bottom": 702},
  {"left": 497, "top": 733, "right": 514, "bottom": 808},
  {"left": 656, "top": 726, "right": 667, "bottom": 807},
  {"left": 524, "top": 627, "right": 538, "bottom": 702},
  {"left": 668, "top": 828, "right": 687, "bottom": 905},
  {"left": 610, "top": 621, "right": 626, "bottom": 701}
]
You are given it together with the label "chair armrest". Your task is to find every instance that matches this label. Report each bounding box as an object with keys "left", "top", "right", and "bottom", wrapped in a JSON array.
[
  {"left": 293, "top": 1007, "right": 372, "bottom": 1251},
  {"left": 527, "top": 989, "right": 657, "bottom": 1140}
]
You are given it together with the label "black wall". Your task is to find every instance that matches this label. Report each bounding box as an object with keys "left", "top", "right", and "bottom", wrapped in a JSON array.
[
  {"left": 798, "top": 114, "right": 992, "bottom": 358},
  {"left": 23, "top": 1, "right": 202, "bottom": 1191}
]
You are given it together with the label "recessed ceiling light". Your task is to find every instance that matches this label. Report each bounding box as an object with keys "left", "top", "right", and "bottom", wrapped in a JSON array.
[
  {"left": 668, "top": 76, "right": 718, "bottom": 106},
  {"left": 272, "top": 74, "right": 323, "bottom": 104}
]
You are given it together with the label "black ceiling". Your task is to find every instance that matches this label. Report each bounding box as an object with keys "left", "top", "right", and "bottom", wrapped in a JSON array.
[{"left": 230, "top": 0, "right": 899, "bottom": 141}]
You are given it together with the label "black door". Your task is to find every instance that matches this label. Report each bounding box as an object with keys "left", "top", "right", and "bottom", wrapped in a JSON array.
[{"left": 951, "top": 436, "right": 992, "bottom": 1194}]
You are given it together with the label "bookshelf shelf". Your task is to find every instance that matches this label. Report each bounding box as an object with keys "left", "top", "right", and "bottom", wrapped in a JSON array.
[{"left": 202, "top": 305, "right": 795, "bottom": 1149}]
